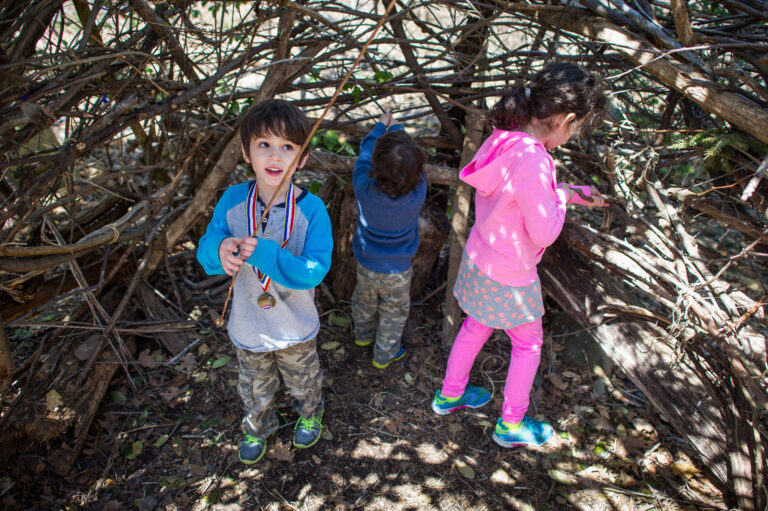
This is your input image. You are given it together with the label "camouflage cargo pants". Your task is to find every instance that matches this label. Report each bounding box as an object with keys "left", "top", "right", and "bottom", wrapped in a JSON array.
[
  {"left": 351, "top": 263, "right": 412, "bottom": 365},
  {"left": 235, "top": 338, "right": 323, "bottom": 438}
]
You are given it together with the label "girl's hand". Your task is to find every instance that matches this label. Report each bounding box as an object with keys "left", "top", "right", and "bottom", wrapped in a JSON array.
[
  {"left": 379, "top": 110, "right": 393, "bottom": 127},
  {"left": 586, "top": 186, "right": 608, "bottom": 208},
  {"left": 219, "top": 237, "right": 248, "bottom": 276}
]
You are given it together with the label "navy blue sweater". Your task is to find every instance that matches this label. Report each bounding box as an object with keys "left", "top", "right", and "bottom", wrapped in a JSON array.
[{"left": 352, "top": 122, "right": 427, "bottom": 274}]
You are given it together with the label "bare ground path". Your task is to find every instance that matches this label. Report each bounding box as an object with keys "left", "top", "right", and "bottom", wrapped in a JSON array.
[{"left": 1, "top": 294, "right": 726, "bottom": 511}]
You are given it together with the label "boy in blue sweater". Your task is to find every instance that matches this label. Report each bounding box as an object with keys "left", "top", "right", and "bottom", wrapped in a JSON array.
[
  {"left": 197, "top": 99, "right": 333, "bottom": 464},
  {"left": 351, "top": 111, "right": 427, "bottom": 368}
]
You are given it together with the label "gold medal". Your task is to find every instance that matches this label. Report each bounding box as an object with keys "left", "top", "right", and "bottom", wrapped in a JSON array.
[{"left": 257, "top": 293, "right": 276, "bottom": 309}]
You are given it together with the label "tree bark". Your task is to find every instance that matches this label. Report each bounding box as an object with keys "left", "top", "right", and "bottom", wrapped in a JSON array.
[{"left": 441, "top": 113, "right": 484, "bottom": 350}]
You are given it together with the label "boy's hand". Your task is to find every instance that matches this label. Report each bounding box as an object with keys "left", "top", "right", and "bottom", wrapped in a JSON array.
[
  {"left": 378, "top": 110, "right": 393, "bottom": 127},
  {"left": 219, "top": 237, "right": 258, "bottom": 276},
  {"left": 238, "top": 236, "right": 258, "bottom": 260}
]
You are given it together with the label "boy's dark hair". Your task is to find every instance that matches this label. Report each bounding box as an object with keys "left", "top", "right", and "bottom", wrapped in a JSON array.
[
  {"left": 240, "top": 98, "right": 310, "bottom": 156},
  {"left": 370, "top": 131, "right": 426, "bottom": 198},
  {"left": 488, "top": 62, "right": 606, "bottom": 131}
]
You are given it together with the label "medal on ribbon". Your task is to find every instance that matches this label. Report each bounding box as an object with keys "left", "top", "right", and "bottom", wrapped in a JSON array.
[{"left": 246, "top": 180, "right": 296, "bottom": 309}]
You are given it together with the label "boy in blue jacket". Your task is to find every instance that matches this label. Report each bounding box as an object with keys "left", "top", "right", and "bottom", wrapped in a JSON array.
[
  {"left": 197, "top": 99, "right": 332, "bottom": 464},
  {"left": 351, "top": 111, "right": 427, "bottom": 368}
]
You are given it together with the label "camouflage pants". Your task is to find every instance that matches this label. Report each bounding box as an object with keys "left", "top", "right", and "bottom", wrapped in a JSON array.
[
  {"left": 351, "top": 263, "right": 412, "bottom": 365},
  {"left": 235, "top": 339, "right": 323, "bottom": 438}
]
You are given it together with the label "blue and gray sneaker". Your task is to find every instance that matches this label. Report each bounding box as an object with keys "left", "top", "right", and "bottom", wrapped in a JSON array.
[
  {"left": 293, "top": 411, "right": 324, "bottom": 449},
  {"left": 238, "top": 434, "right": 267, "bottom": 464},
  {"left": 372, "top": 346, "right": 405, "bottom": 369},
  {"left": 431, "top": 384, "right": 491, "bottom": 415},
  {"left": 492, "top": 416, "right": 553, "bottom": 447}
]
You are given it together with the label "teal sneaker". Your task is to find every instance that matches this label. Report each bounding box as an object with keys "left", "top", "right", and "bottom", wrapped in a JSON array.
[
  {"left": 431, "top": 384, "right": 491, "bottom": 415},
  {"left": 293, "top": 411, "right": 324, "bottom": 448},
  {"left": 492, "top": 416, "right": 553, "bottom": 447},
  {"left": 238, "top": 434, "right": 267, "bottom": 464},
  {"left": 372, "top": 346, "right": 405, "bottom": 369}
]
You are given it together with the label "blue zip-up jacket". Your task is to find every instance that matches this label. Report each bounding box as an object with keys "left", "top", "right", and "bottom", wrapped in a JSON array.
[
  {"left": 197, "top": 182, "right": 333, "bottom": 351},
  {"left": 352, "top": 122, "right": 427, "bottom": 274}
]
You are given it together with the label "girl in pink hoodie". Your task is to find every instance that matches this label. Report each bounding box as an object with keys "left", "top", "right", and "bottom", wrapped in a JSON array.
[{"left": 431, "top": 63, "right": 608, "bottom": 447}]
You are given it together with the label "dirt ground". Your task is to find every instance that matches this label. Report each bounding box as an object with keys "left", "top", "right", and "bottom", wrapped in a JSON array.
[{"left": 0, "top": 278, "right": 730, "bottom": 511}]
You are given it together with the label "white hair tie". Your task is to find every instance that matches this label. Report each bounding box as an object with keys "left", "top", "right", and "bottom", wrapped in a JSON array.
[{"left": 524, "top": 87, "right": 531, "bottom": 99}]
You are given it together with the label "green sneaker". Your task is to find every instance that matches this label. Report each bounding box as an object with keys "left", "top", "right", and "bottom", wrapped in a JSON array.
[
  {"left": 431, "top": 385, "right": 491, "bottom": 415},
  {"left": 238, "top": 434, "right": 267, "bottom": 464},
  {"left": 492, "top": 416, "right": 553, "bottom": 447},
  {"left": 293, "top": 411, "right": 324, "bottom": 449}
]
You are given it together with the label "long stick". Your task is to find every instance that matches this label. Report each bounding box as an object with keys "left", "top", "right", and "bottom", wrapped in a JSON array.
[{"left": 216, "top": 0, "right": 398, "bottom": 326}]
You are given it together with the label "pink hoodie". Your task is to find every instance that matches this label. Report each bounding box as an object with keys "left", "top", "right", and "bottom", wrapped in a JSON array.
[{"left": 461, "top": 129, "right": 593, "bottom": 286}]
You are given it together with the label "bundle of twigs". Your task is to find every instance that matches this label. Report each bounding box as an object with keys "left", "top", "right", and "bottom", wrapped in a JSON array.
[{"left": 0, "top": 0, "right": 765, "bottom": 507}]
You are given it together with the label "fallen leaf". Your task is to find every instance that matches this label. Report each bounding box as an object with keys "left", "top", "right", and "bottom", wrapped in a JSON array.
[
  {"left": 158, "top": 476, "right": 185, "bottom": 490},
  {"left": 562, "top": 370, "right": 580, "bottom": 380},
  {"left": 447, "top": 423, "right": 463, "bottom": 434},
  {"left": 671, "top": 459, "right": 700, "bottom": 479},
  {"left": 172, "top": 437, "right": 183, "bottom": 456},
  {"left": 73, "top": 335, "right": 101, "bottom": 361},
  {"left": 548, "top": 374, "right": 569, "bottom": 391},
  {"left": 404, "top": 373, "right": 414, "bottom": 385},
  {"left": 384, "top": 416, "right": 404, "bottom": 435},
  {"left": 322, "top": 430, "right": 333, "bottom": 441},
  {"left": 46, "top": 389, "right": 63, "bottom": 411},
  {"left": 327, "top": 313, "right": 350, "bottom": 328},
  {"left": 552, "top": 342, "right": 565, "bottom": 352},
  {"left": 490, "top": 468, "right": 514, "bottom": 485},
  {"left": 267, "top": 439, "right": 294, "bottom": 462},
  {"left": 547, "top": 469, "right": 577, "bottom": 485},
  {"left": 416, "top": 381, "right": 433, "bottom": 396},
  {"left": 632, "top": 417, "right": 656, "bottom": 435},
  {"left": 320, "top": 341, "right": 340, "bottom": 350},
  {"left": 312, "top": 455, "right": 322, "bottom": 464},
  {"left": 124, "top": 441, "right": 143, "bottom": 460},
  {"left": 455, "top": 460, "right": 475, "bottom": 479},
  {"left": 211, "top": 355, "right": 231, "bottom": 369},
  {"left": 110, "top": 390, "right": 127, "bottom": 404},
  {"left": 159, "top": 386, "right": 181, "bottom": 402},
  {"left": 137, "top": 349, "right": 160, "bottom": 368},
  {"left": 155, "top": 434, "right": 169, "bottom": 448}
]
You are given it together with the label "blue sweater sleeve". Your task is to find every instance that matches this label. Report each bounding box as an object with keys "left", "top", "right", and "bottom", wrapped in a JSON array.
[
  {"left": 245, "top": 194, "right": 333, "bottom": 289},
  {"left": 354, "top": 122, "right": 387, "bottom": 181},
  {"left": 197, "top": 187, "right": 236, "bottom": 275}
]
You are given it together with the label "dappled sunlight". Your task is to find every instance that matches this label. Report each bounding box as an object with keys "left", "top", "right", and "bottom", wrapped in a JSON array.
[{"left": 414, "top": 441, "right": 451, "bottom": 464}]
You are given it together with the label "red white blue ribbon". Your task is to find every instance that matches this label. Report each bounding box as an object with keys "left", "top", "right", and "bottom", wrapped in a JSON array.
[{"left": 246, "top": 180, "right": 296, "bottom": 292}]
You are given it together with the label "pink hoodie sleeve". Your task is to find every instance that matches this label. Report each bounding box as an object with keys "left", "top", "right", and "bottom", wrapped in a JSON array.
[{"left": 515, "top": 157, "right": 569, "bottom": 248}]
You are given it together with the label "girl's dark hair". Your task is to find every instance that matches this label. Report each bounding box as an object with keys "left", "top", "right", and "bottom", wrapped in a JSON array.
[
  {"left": 488, "top": 62, "right": 606, "bottom": 131},
  {"left": 240, "top": 98, "right": 310, "bottom": 156},
  {"left": 370, "top": 131, "right": 426, "bottom": 198}
]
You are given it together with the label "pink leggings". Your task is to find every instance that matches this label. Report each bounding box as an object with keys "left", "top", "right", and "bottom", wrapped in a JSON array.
[{"left": 441, "top": 315, "right": 543, "bottom": 424}]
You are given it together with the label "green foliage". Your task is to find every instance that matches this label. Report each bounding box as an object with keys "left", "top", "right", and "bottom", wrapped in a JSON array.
[
  {"left": 308, "top": 179, "right": 323, "bottom": 195},
  {"left": 374, "top": 70, "right": 393, "bottom": 83},
  {"left": 311, "top": 130, "right": 356, "bottom": 156},
  {"left": 669, "top": 129, "right": 765, "bottom": 172}
]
